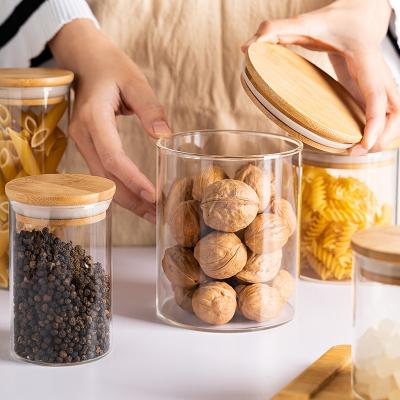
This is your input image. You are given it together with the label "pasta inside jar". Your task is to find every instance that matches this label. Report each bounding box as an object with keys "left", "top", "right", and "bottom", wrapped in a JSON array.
[
  {"left": 300, "top": 149, "right": 398, "bottom": 282},
  {"left": 0, "top": 68, "right": 73, "bottom": 289}
]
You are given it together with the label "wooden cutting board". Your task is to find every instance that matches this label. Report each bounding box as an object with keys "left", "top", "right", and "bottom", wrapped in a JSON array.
[{"left": 272, "top": 345, "right": 355, "bottom": 399}]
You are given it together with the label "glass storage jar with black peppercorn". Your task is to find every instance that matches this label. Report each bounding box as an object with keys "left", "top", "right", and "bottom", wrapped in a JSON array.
[{"left": 5, "top": 173, "right": 115, "bottom": 365}]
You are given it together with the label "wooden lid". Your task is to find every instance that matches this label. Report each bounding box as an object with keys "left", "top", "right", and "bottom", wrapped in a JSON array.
[
  {"left": 351, "top": 226, "right": 400, "bottom": 263},
  {"left": 5, "top": 174, "right": 116, "bottom": 206},
  {"left": 0, "top": 68, "right": 74, "bottom": 87},
  {"left": 243, "top": 43, "right": 365, "bottom": 153}
]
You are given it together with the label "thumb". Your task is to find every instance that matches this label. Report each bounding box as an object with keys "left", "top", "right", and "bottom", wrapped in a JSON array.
[
  {"left": 241, "top": 15, "right": 337, "bottom": 53},
  {"left": 122, "top": 75, "right": 171, "bottom": 139}
]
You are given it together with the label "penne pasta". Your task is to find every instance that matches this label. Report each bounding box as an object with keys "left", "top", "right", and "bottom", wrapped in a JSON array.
[
  {"left": 0, "top": 200, "right": 8, "bottom": 223},
  {"left": 0, "top": 254, "right": 9, "bottom": 289},
  {"left": 0, "top": 170, "right": 4, "bottom": 195},
  {"left": 0, "top": 104, "right": 11, "bottom": 128},
  {"left": 20, "top": 110, "right": 38, "bottom": 135},
  {"left": 44, "top": 127, "right": 66, "bottom": 156},
  {"left": 32, "top": 100, "right": 67, "bottom": 148},
  {"left": 0, "top": 223, "right": 8, "bottom": 257},
  {"left": 15, "top": 169, "right": 27, "bottom": 178},
  {"left": 7, "top": 128, "right": 41, "bottom": 175},
  {"left": 0, "top": 147, "right": 17, "bottom": 181},
  {"left": 44, "top": 134, "right": 67, "bottom": 173}
]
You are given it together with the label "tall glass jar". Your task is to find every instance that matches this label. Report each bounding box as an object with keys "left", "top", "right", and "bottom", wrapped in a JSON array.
[
  {"left": 352, "top": 226, "right": 400, "bottom": 400},
  {"left": 156, "top": 130, "right": 302, "bottom": 332},
  {"left": 5, "top": 174, "right": 115, "bottom": 365},
  {"left": 0, "top": 68, "right": 73, "bottom": 289},
  {"left": 300, "top": 149, "right": 398, "bottom": 283}
]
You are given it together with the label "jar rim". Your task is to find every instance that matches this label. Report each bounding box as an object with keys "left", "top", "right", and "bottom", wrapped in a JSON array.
[{"left": 156, "top": 130, "right": 303, "bottom": 160}]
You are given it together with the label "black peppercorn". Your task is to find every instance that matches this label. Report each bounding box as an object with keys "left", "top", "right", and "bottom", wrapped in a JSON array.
[{"left": 13, "top": 229, "right": 111, "bottom": 364}]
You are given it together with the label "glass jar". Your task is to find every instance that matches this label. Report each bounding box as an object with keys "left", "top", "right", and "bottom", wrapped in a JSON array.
[
  {"left": 352, "top": 226, "right": 400, "bottom": 400},
  {"left": 156, "top": 130, "right": 302, "bottom": 332},
  {"left": 5, "top": 174, "right": 115, "bottom": 365},
  {"left": 0, "top": 68, "right": 73, "bottom": 289},
  {"left": 300, "top": 149, "right": 398, "bottom": 283}
]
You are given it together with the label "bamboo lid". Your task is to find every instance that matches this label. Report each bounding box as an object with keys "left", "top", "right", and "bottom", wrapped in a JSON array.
[
  {"left": 351, "top": 226, "right": 400, "bottom": 264},
  {"left": 0, "top": 68, "right": 74, "bottom": 87},
  {"left": 242, "top": 43, "right": 365, "bottom": 154},
  {"left": 5, "top": 174, "right": 116, "bottom": 206}
]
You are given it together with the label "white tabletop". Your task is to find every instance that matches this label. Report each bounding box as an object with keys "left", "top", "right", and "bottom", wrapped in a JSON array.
[{"left": 0, "top": 247, "right": 352, "bottom": 400}]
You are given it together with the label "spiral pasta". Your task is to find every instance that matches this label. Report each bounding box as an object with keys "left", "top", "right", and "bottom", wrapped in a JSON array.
[{"left": 301, "top": 165, "right": 391, "bottom": 281}]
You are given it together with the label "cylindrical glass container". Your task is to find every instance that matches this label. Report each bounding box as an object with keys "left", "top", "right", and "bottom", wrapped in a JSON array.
[
  {"left": 156, "top": 130, "right": 302, "bottom": 332},
  {"left": 352, "top": 226, "right": 400, "bottom": 400},
  {"left": 0, "top": 68, "right": 73, "bottom": 289},
  {"left": 5, "top": 174, "right": 115, "bottom": 365},
  {"left": 300, "top": 149, "right": 398, "bottom": 283}
]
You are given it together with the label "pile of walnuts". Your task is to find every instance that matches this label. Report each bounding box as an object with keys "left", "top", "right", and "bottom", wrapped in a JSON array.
[{"left": 162, "top": 164, "right": 296, "bottom": 326}]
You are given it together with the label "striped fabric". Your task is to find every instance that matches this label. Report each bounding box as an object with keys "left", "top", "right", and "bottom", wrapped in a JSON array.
[{"left": 0, "top": 0, "right": 97, "bottom": 67}]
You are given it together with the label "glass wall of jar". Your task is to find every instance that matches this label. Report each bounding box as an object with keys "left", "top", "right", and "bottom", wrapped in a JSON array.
[
  {"left": 300, "top": 149, "right": 398, "bottom": 283},
  {"left": 0, "top": 68, "right": 73, "bottom": 289},
  {"left": 6, "top": 174, "right": 115, "bottom": 365},
  {"left": 156, "top": 130, "right": 302, "bottom": 332},
  {"left": 352, "top": 226, "right": 400, "bottom": 400}
]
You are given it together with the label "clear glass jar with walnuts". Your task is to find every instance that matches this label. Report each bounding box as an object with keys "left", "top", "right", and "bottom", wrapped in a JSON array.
[{"left": 156, "top": 130, "right": 302, "bottom": 332}]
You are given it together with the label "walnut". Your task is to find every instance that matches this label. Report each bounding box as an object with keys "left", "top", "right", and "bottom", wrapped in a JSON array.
[
  {"left": 236, "top": 250, "right": 282, "bottom": 283},
  {"left": 235, "top": 284, "right": 246, "bottom": 296},
  {"left": 244, "top": 213, "right": 290, "bottom": 254},
  {"left": 270, "top": 198, "right": 297, "bottom": 236},
  {"left": 194, "top": 231, "right": 247, "bottom": 279},
  {"left": 162, "top": 246, "right": 205, "bottom": 288},
  {"left": 238, "top": 283, "right": 284, "bottom": 322},
  {"left": 173, "top": 286, "right": 195, "bottom": 312},
  {"left": 168, "top": 200, "right": 201, "bottom": 247},
  {"left": 192, "top": 165, "right": 227, "bottom": 201},
  {"left": 235, "top": 164, "right": 272, "bottom": 212},
  {"left": 272, "top": 270, "right": 295, "bottom": 301},
  {"left": 164, "top": 177, "right": 193, "bottom": 222},
  {"left": 192, "top": 282, "right": 237, "bottom": 325},
  {"left": 201, "top": 179, "right": 259, "bottom": 232}
]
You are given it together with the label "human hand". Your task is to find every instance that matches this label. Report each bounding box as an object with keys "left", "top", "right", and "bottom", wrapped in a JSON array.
[
  {"left": 49, "top": 20, "right": 171, "bottom": 223},
  {"left": 242, "top": 0, "right": 399, "bottom": 153}
]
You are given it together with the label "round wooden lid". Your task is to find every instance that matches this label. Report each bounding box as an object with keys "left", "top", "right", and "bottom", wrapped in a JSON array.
[
  {"left": 351, "top": 226, "right": 400, "bottom": 264},
  {"left": 243, "top": 43, "right": 365, "bottom": 153},
  {"left": 5, "top": 174, "right": 116, "bottom": 206},
  {"left": 0, "top": 68, "right": 74, "bottom": 87}
]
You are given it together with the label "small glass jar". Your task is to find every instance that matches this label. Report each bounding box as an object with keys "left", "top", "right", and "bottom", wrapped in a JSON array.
[
  {"left": 5, "top": 174, "right": 115, "bottom": 365},
  {"left": 300, "top": 149, "right": 398, "bottom": 283},
  {"left": 0, "top": 68, "right": 73, "bottom": 289},
  {"left": 156, "top": 130, "right": 302, "bottom": 332},
  {"left": 352, "top": 226, "right": 400, "bottom": 400}
]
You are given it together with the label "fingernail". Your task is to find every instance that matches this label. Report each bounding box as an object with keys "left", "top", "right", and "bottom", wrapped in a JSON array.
[
  {"left": 144, "top": 212, "right": 156, "bottom": 224},
  {"left": 152, "top": 120, "right": 170, "bottom": 137},
  {"left": 140, "top": 190, "right": 155, "bottom": 203},
  {"left": 350, "top": 144, "right": 367, "bottom": 156}
]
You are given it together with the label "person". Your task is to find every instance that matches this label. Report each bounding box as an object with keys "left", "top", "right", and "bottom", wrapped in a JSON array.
[{"left": 0, "top": 0, "right": 399, "bottom": 245}]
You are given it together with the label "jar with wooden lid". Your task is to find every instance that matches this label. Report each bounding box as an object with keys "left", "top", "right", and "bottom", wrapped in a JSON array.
[
  {"left": 300, "top": 149, "right": 398, "bottom": 282},
  {"left": 351, "top": 226, "right": 400, "bottom": 400},
  {"left": 156, "top": 130, "right": 301, "bottom": 332},
  {"left": 5, "top": 174, "right": 115, "bottom": 365},
  {"left": 0, "top": 68, "right": 74, "bottom": 289}
]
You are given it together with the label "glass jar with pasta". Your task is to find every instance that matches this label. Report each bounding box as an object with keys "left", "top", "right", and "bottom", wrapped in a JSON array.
[
  {"left": 300, "top": 149, "right": 398, "bottom": 283},
  {"left": 0, "top": 68, "right": 73, "bottom": 289}
]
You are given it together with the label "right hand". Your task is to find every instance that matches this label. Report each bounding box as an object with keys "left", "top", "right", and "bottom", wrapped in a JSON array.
[
  {"left": 50, "top": 20, "right": 170, "bottom": 224},
  {"left": 242, "top": 0, "right": 400, "bottom": 154}
]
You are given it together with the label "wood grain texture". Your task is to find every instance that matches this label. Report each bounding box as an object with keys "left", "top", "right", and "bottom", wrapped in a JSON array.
[
  {"left": 246, "top": 43, "right": 364, "bottom": 145},
  {"left": 351, "top": 226, "right": 400, "bottom": 263},
  {"left": 5, "top": 174, "right": 116, "bottom": 206},
  {"left": 16, "top": 212, "right": 106, "bottom": 227},
  {"left": 240, "top": 74, "right": 347, "bottom": 154},
  {"left": 272, "top": 345, "right": 352, "bottom": 400},
  {"left": 0, "top": 68, "right": 74, "bottom": 87}
]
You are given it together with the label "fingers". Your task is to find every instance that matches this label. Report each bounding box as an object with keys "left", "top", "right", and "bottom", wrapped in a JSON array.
[
  {"left": 69, "top": 115, "right": 157, "bottom": 223},
  {"left": 121, "top": 68, "right": 171, "bottom": 139}
]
